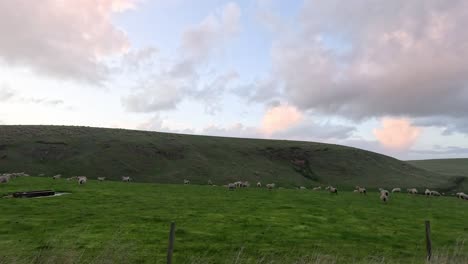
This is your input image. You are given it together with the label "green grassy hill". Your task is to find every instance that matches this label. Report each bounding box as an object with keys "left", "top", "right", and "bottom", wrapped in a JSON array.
[
  {"left": 0, "top": 177, "right": 467, "bottom": 263},
  {"left": 0, "top": 125, "right": 456, "bottom": 190},
  {"left": 407, "top": 158, "right": 468, "bottom": 191}
]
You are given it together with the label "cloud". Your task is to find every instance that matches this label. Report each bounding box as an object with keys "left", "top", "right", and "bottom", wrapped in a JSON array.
[
  {"left": 251, "top": 1, "right": 468, "bottom": 122},
  {"left": 373, "top": 118, "right": 421, "bottom": 150},
  {"left": 414, "top": 116, "right": 468, "bottom": 136},
  {"left": 0, "top": 85, "right": 15, "bottom": 101},
  {"left": 274, "top": 120, "right": 355, "bottom": 141},
  {"left": 123, "top": 2, "right": 242, "bottom": 113},
  {"left": 0, "top": 0, "right": 134, "bottom": 83},
  {"left": 261, "top": 104, "right": 303, "bottom": 135}
]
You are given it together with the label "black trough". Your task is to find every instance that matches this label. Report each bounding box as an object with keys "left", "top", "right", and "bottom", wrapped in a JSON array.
[{"left": 12, "top": 190, "right": 55, "bottom": 198}]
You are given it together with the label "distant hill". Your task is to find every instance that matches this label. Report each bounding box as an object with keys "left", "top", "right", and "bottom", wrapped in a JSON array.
[
  {"left": 407, "top": 158, "right": 468, "bottom": 191},
  {"left": 0, "top": 125, "right": 458, "bottom": 190}
]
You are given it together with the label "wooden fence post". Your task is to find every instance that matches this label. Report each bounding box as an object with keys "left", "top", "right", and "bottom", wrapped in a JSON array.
[
  {"left": 425, "top": 220, "right": 432, "bottom": 261},
  {"left": 167, "top": 222, "right": 176, "bottom": 264}
]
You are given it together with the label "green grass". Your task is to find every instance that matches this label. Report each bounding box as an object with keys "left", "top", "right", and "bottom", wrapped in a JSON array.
[
  {"left": 0, "top": 125, "right": 458, "bottom": 190},
  {"left": 1, "top": 177, "right": 467, "bottom": 263}
]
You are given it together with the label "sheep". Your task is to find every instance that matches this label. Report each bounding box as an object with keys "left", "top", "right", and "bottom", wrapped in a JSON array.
[
  {"left": 242, "top": 181, "right": 250, "bottom": 188},
  {"left": 456, "top": 192, "right": 466, "bottom": 199},
  {"left": 392, "top": 188, "right": 401, "bottom": 193},
  {"left": 122, "top": 176, "right": 132, "bottom": 182},
  {"left": 256, "top": 182, "right": 262, "bottom": 187},
  {"left": 312, "top": 186, "right": 321, "bottom": 191},
  {"left": 407, "top": 188, "right": 418, "bottom": 194},
  {"left": 461, "top": 193, "right": 468, "bottom": 200},
  {"left": 207, "top": 180, "right": 213, "bottom": 185},
  {"left": 355, "top": 186, "right": 367, "bottom": 194},
  {"left": 227, "top": 183, "right": 236, "bottom": 191},
  {"left": 266, "top": 183, "right": 275, "bottom": 190},
  {"left": 425, "top": 189, "right": 432, "bottom": 196},
  {"left": 325, "top": 186, "right": 338, "bottom": 194},
  {"left": 183, "top": 179, "right": 190, "bottom": 185},
  {"left": 0, "top": 175, "right": 10, "bottom": 183},
  {"left": 353, "top": 189, "right": 359, "bottom": 193},
  {"left": 52, "top": 174, "right": 62, "bottom": 180},
  {"left": 379, "top": 188, "right": 389, "bottom": 197},
  {"left": 77, "top": 176, "right": 87, "bottom": 185},
  {"left": 380, "top": 192, "right": 389, "bottom": 203},
  {"left": 97, "top": 177, "right": 106, "bottom": 182},
  {"left": 299, "top": 186, "right": 307, "bottom": 190},
  {"left": 234, "top": 181, "right": 243, "bottom": 188},
  {"left": 430, "top": 190, "right": 441, "bottom": 196}
]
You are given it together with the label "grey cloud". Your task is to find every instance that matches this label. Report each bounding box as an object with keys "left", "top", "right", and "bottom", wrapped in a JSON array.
[
  {"left": 0, "top": 1, "right": 130, "bottom": 83},
  {"left": 0, "top": 85, "right": 15, "bottom": 101},
  {"left": 414, "top": 116, "right": 468, "bottom": 135},
  {"left": 122, "top": 3, "right": 242, "bottom": 113},
  {"left": 255, "top": 0, "right": 468, "bottom": 121},
  {"left": 411, "top": 146, "right": 468, "bottom": 155}
]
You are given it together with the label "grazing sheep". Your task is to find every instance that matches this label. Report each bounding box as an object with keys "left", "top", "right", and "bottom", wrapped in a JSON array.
[
  {"left": 183, "top": 179, "right": 190, "bottom": 185},
  {"left": 0, "top": 175, "right": 10, "bottom": 183},
  {"left": 207, "top": 180, "right": 213, "bottom": 185},
  {"left": 234, "top": 181, "right": 243, "bottom": 188},
  {"left": 425, "top": 189, "right": 432, "bottom": 196},
  {"left": 392, "top": 188, "right": 401, "bottom": 193},
  {"left": 122, "top": 176, "right": 132, "bottom": 182},
  {"left": 266, "top": 183, "right": 275, "bottom": 190},
  {"left": 379, "top": 188, "right": 389, "bottom": 197},
  {"left": 355, "top": 186, "right": 367, "bottom": 194},
  {"left": 431, "top": 191, "right": 441, "bottom": 196},
  {"left": 227, "top": 183, "right": 236, "bottom": 191},
  {"left": 77, "top": 176, "right": 87, "bottom": 185},
  {"left": 97, "top": 177, "right": 106, "bottom": 182},
  {"left": 299, "top": 186, "right": 307, "bottom": 190},
  {"left": 256, "top": 182, "right": 262, "bottom": 187},
  {"left": 242, "top": 181, "right": 250, "bottom": 188},
  {"left": 461, "top": 193, "right": 468, "bottom": 200},
  {"left": 52, "top": 174, "right": 62, "bottom": 180},
  {"left": 407, "top": 188, "right": 418, "bottom": 194},
  {"left": 312, "top": 186, "right": 321, "bottom": 191},
  {"left": 380, "top": 192, "right": 389, "bottom": 203},
  {"left": 325, "top": 186, "right": 338, "bottom": 194},
  {"left": 456, "top": 192, "right": 466, "bottom": 199},
  {"left": 353, "top": 189, "right": 359, "bottom": 193}
]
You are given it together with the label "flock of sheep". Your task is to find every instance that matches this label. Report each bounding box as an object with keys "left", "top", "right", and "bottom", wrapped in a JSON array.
[
  {"left": 2, "top": 172, "right": 468, "bottom": 201},
  {"left": 183, "top": 179, "right": 468, "bottom": 202}
]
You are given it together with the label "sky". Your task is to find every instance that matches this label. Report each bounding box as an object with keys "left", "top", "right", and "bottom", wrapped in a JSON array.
[{"left": 1, "top": 0, "right": 468, "bottom": 160}]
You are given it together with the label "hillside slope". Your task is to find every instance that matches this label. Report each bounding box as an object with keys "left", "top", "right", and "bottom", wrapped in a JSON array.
[
  {"left": 0, "top": 125, "right": 453, "bottom": 189},
  {"left": 408, "top": 158, "right": 468, "bottom": 191}
]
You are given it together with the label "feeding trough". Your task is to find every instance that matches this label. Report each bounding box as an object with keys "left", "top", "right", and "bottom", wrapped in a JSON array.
[{"left": 12, "top": 190, "right": 55, "bottom": 198}]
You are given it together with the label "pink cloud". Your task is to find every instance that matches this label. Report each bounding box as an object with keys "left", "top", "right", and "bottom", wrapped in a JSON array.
[
  {"left": 373, "top": 118, "right": 421, "bottom": 150},
  {"left": 261, "top": 104, "right": 303, "bottom": 135}
]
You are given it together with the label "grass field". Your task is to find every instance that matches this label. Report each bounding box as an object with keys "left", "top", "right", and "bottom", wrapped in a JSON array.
[
  {"left": 1, "top": 177, "right": 467, "bottom": 263},
  {"left": 0, "top": 125, "right": 458, "bottom": 191}
]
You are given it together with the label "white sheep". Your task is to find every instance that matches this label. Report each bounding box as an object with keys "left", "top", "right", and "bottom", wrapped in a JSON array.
[
  {"left": 380, "top": 192, "right": 389, "bottom": 203},
  {"left": 425, "top": 189, "right": 432, "bottom": 196},
  {"left": 0, "top": 175, "right": 9, "bottom": 183},
  {"left": 391, "top": 188, "right": 401, "bottom": 193},
  {"left": 227, "top": 183, "right": 236, "bottom": 191},
  {"left": 299, "top": 186, "right": 307, "bottom": 190},
  {"left": 122, "top": 176, "right": 132, "bottom": 182},
  {"left": 312, "top": 186, "right": 321, "bottom": 191},
  {"left": 52, "top": 174, "right": 62, "bottom": 180},
  {"left": 234, "top": 181, "right": 243, "bottom": 188},
  {"left": 355, "top": 186, "right": 367, "bottom": 194},
  {"left": 266, "top": 183, "right": 275, "bottom": 190},
  {"left": 407, "top": 188, "right": 418, "bottom": 194},
  {"left": 183, "top": 179, "right": 190, "bottom": 184},
  {"left": 379, "top": 188, "right": 389, "bottom": 197},
  {"left": 430, "top": 190, "right": 441, "bottom": 196},
  {"left": 456, "top": 192, "right": 466, "bottom": 199},
  {"left": 77, "top": 176, "right": 87, "bottom": 185},
  {"left": 256, "top": 182, "right": 262, "bottom": 187},
  {"left": 325, "top": 186, "right": 338, "bottom": 194},
  {"left": 97, "top": 177, "right": 106, "bottom": 182},
  {"left": 242, "top": 181, "right": 250, "bottom": 188}
]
